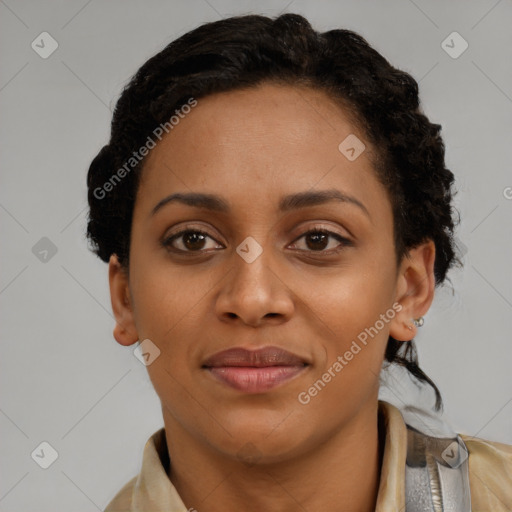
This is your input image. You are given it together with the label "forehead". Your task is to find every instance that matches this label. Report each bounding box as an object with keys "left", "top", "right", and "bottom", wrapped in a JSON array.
[{"left": 136, "top": 83, "right": 389, "bottom": 219}]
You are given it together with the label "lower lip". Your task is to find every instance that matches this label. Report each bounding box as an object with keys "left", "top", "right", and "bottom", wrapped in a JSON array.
[{"left": 206, "top": 365, "right": 307, "bottom": 393}]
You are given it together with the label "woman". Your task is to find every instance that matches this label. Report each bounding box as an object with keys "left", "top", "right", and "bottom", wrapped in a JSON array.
[{"left": 86, "top": 13, "right": 512, "bottom": 512}]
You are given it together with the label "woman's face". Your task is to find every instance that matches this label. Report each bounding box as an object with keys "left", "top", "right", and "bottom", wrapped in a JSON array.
[{"left": 110, "top": 82, "right": 433, "bottom": 462}]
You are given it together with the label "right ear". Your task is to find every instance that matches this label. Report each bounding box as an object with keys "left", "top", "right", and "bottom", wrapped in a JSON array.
[{"left": 108, "top": 254, "right": 139, "bottom": 346}]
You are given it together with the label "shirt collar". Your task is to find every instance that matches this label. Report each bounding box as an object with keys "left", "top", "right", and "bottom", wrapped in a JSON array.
[{"left": 127, "top": 400, "right": 407, "bottom": 511}]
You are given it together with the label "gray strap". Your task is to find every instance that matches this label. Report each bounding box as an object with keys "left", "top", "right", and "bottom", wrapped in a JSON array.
[{"left": 405, "top": 425, "right": 472, "bottom": 512}]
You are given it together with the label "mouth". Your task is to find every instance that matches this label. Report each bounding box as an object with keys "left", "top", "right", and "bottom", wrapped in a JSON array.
[{"left": 202, "top": 346, "right": 310, "bottom": 393}]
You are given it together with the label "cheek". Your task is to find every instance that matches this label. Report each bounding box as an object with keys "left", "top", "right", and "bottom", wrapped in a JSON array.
[
  {"left": 301, "top": 260, "right": 396, "bottom": 374},
  {"left": 306, "top": 262, "right": 395, "bottom": 330},
  {"left": 297, "top": 283, "right": 392, "bottom": 412},
  {"left": 129, "top": 262, "right": 216, "bottom": 370},
  {"left": 130, "top": 258, "right": 209, "bottom": 338}
]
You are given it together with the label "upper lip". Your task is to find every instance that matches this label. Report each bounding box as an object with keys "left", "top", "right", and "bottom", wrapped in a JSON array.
[{"left": 202, "top": 346, "right": 309, "bottom": 368}]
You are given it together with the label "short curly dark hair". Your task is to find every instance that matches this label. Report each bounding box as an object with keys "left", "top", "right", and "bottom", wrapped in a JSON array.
[{"left": 86, "top": 13, "right": 461, "bottom": 411}]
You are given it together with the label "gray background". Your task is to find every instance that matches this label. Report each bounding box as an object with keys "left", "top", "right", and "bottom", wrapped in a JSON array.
[{"left": 1, "top": 0, "right": 511, "bottom": 510}]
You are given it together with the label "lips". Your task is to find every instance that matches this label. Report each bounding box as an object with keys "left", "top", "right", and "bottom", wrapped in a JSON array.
[
  {"left": 202, "top": 346, "right": 309, "bottom": 393},
  {"left": 203, "top": 346, "right": 308, "bottom": 368}
]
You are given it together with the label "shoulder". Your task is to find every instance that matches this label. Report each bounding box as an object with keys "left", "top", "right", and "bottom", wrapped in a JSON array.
[
  {"left": 103, "top": 427, "right": 169, "bottom": 511},
  {"left": 103, "top": 475, "right": 137, "bottom": 512},
  {"left": 460, "top": 434, "right": 512, "bottom": 511}
]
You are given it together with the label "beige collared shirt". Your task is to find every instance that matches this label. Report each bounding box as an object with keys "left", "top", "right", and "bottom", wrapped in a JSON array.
[{"left": 104, "top": 401, "right": 512, "bottom": 511}]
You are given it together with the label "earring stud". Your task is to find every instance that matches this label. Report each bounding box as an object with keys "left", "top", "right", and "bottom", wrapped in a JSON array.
[{"left": 413, "top": 317, "right": 424, "bottom": 328}]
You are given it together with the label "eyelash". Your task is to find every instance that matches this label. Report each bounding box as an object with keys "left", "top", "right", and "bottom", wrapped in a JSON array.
[{"left": 161, "top": 227, "right": 352, "bottom": 255}]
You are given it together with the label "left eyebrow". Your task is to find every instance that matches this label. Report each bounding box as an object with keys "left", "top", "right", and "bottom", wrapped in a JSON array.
[
  {"left": 278, "top": 189, "right": 370, "bottom": 218},
  {"left": 151, "top": 189, "right": 370, "bottom": 218}
]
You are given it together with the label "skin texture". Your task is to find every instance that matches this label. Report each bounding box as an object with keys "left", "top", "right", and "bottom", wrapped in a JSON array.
[{"left": 109, "top": 83, "right": 435, "bottom": 512}]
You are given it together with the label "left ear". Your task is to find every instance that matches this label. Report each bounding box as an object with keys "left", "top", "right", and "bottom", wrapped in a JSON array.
[{"left": 389, "top": 239, "right": 436, "bottom": 342}]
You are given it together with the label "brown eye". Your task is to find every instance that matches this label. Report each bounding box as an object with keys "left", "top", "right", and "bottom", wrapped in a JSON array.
[
  {"left": 162, "top": 229, "right": 222, "bottom": 253},
  {"left": 290, "top": 229, "right": 351, "bottom": 253},
  {"left": 305, "top": 232, "right": 329, "bottom": 251}
]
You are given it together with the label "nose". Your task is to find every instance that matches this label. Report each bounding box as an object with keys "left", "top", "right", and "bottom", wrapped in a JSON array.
[{"left": 214, "top": 246, "right": 295, "bottom": 327}]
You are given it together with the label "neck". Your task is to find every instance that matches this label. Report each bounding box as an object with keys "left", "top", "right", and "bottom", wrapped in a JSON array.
[{"left": 163, "top": 401, "right": 385, "bottom": 512}]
